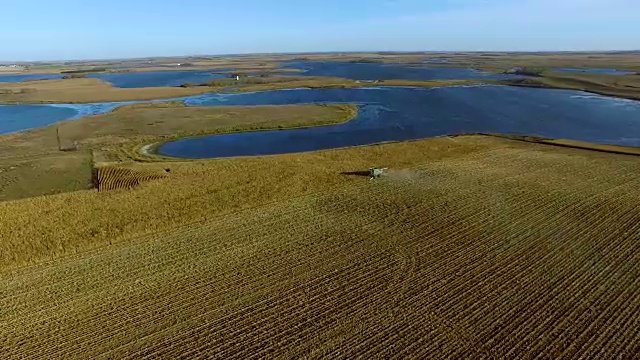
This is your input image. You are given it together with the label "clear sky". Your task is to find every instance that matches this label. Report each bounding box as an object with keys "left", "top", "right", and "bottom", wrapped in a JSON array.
[{"left": 1, "top": 0, "right": 639, "bottom": 61}]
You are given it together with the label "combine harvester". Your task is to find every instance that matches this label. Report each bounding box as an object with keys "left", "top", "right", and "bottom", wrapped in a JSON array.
[{"left": 369, "top": 167, "right": 388, "bottom": 180}]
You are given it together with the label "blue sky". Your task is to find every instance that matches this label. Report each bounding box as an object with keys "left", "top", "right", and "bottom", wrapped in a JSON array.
[{"left": 1, "top": 0, "right": 639, "bottom": 61}]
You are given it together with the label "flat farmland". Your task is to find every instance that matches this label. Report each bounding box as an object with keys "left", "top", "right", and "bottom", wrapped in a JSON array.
[{"left": 2, "top": 139, "right": 640, "bottom": 358}]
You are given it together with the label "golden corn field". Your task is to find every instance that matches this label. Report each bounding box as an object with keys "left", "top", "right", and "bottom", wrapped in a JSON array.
[
  {"left": 2, "top": 142, "right": 640, "bottom": 358},
  {"left": 96, "top": 166, "right": 166, "bottom": 191}
]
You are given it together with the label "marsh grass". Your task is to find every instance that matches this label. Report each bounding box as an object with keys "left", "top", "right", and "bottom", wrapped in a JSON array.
[
  {"left": 214, "top": 77, "right": 483, "bottom": 93},
  {"left": 500, "top": 71, "right": 640, "bottom": 100}
]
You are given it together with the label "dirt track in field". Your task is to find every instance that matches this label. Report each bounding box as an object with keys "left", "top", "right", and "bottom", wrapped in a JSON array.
[{"left": 3, "top": 145, "right": 640, "bottom": 358}]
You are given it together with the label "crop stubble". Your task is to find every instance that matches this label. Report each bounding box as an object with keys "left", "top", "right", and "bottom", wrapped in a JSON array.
[
  {"left": 2, "top": 145, "right": 640, "bottom": 358},
  {"left": 96, "top": 167, "right": 167, "bottom": 191}
]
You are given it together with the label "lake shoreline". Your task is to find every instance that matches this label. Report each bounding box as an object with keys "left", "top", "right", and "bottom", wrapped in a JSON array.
[
  {"left": 145, "top": 104, "right": 360, "bottom": 159},
  {"left": 151, "top": 86, "right": 640, "bottom": 159},
  {"left": 502, "top": 81, "right": 640, "bottom": 101},
  {"left": 153, "top": 132, "right": 640, "bottom": 161}
]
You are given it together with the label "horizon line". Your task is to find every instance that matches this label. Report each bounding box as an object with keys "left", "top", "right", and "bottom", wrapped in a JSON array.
[{"left": 2, "top": 49, "right": 640, "bottom": 64}]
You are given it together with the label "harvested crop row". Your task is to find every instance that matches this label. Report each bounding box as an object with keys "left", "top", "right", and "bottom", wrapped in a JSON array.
[{"left": 96, "top": 166, "right": 166, "bottom": 191}]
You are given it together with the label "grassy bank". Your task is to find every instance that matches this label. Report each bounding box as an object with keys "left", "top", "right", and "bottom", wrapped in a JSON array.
[
  {"left": 498, "top": 71, "right": 640, "bottom": 101},
  {"left": 0, "top": 103, "right": 357, "bottom": 201},
  {"left": 482, "top": 133, "right": 640, "bottom": 156},
  {"left": 194, "top": 75, "right": 484, "bottom": 93},
  {"left": 64, "top": 102, "right": 358, "bottom": 164},
  {"left": 232, "top": 78, "right": 483, "bottom": 92}
]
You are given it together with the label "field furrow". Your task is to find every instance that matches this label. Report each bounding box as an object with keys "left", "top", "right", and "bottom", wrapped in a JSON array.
[{"left": 3, "top": 143, "right": 640, "bottom": 358}]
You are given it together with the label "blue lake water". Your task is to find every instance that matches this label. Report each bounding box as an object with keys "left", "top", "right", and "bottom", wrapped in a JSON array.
[
  {"left": 0, "top": 101, "right": 145, "bottom": 134},
  {"left": 280, "top": 61, "right": 517, "bottom": 81},
  {"left": 1, "top": 85, "right": 639, "bottom": 153},
  {"left": 0, "top": 105, "right": 78, "bottom": 134},
  {"left": 1, "top": 60, "right": 640, "bottom": 157},
  {"left": 157, "top": 85, "right": 640, "bottom": 158},
  {"left": 88, "top": 70, "right": 228, "bottom": 88},
  {"left": 0, "top": 74, "right": 63, "bottom": 82},
  {"left": 554, "top": 68, "right": 636, "bottom": 75}
]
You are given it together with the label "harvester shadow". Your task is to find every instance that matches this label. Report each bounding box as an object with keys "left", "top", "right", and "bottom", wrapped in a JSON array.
[{"left": 340, "top": 171, "right": 370, "bottom": 177}]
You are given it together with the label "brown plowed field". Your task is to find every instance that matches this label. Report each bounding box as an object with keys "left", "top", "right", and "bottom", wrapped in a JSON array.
[{"left": 2, "top": 145, "right": 640, "bottom": 358}]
